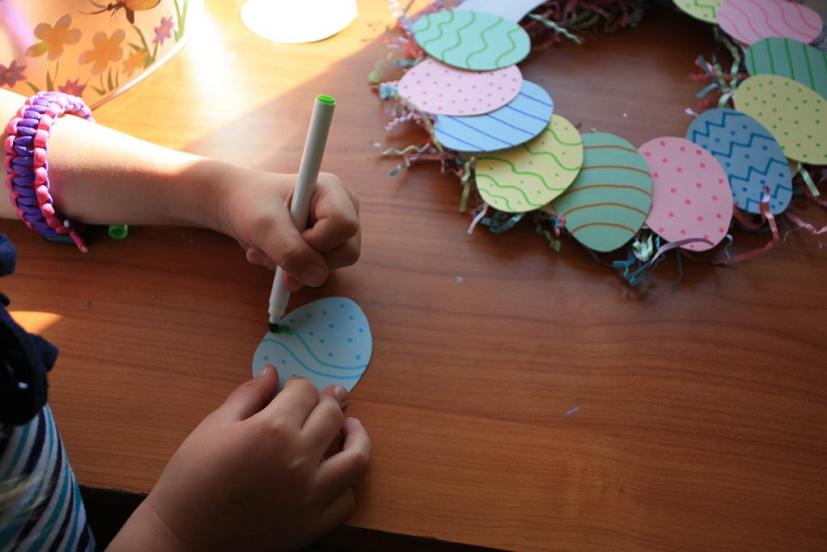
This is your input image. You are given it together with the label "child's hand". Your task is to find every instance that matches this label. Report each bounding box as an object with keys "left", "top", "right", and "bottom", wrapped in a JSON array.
[
  {"left": 110, "top": 367, "right": 371, "bottom": 551},
  {"left": 216, "top": 170, "right": 361, "bottom": 292}
]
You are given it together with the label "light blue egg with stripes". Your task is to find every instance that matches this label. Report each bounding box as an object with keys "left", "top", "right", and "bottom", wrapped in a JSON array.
[
  {"left": 687, "top": 108, "right": 793, "bottom": 215},
  {"left": 434, "top": 81, "right": 554, "bottom": 153},
  {"left": 253, "top": 297, "right": 372, "bottom": 392}
]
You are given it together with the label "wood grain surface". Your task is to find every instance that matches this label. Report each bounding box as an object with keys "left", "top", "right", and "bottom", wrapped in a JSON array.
[{"left": 2, "top": 1, "right": 826, "bottom": 550}]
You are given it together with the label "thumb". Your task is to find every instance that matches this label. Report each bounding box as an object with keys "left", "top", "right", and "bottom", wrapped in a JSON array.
[{"left": 212, "top": 365, "right": 279, "bottom": 424}]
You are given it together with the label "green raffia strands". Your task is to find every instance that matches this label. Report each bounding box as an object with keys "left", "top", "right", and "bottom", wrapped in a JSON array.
[
  {"left": 550, "top": 132, "right": 652, "bottom": 253},
  {"left": 459, "top": 157, "right": 474, "bottom": 213},
  {"left": 412, "top": 10, "right": 530, "bottom": 70},
  {"left": 745, "top": 38, "right": 827, "bottom": 99},
  {"left": 527, "top": 14, "right": 583, "bottom": 45},
  {"left": 797, "top": 163, "right": 821, "bottom": 197}
]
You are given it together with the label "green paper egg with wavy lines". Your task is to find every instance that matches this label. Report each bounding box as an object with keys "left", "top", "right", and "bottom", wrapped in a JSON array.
[
  {"left": 412, "top": 9, "right": 530, "bottom": 71},
  {"left": 551, "top": 132, "right": 653, "bottom": 252}
]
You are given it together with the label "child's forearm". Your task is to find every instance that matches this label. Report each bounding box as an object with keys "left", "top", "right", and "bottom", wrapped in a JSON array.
[{"left": 0, "top": 88, "right": 225, "bottom": 229}]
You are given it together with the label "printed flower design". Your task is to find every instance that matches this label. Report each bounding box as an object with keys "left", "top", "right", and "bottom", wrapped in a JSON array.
[
  {"left": 154, "top": 16, "right": 174, "bottom": 46},
  {"left": 58, "top": 79, "right": 87, "bottom": 97},
  {"left": 122, "top": 50, "right": 147, "bottom": 78},
  {"left": 0, "top": 60, "right": 26, "bottom": 87},
  {"left": 79, "top": 30, "right": 126, "bottom": 75},
  {"left": 26, "top": 15, "right": 81, "bottom": 61}
]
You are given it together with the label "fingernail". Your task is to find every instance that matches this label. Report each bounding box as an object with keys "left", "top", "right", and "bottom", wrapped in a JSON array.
[
  {"left": 348, "top": 417, "right": 362, "bottom": 427},
  {"left": 332, "top": 385, "right": 348, "bottom": 405},
  {"left": 257, "top": 365, "right": 273, "bottom": 378},
  {"left": 300, "top": 264, "right": 326, "bottom": 287}
]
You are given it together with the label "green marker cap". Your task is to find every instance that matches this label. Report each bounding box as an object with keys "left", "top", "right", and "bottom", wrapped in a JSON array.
[{"left": 317, "top": 94, "right": 336, "bottom": 105}]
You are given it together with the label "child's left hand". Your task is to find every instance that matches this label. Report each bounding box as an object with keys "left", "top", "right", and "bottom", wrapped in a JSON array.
[{"left": 215, "top": 169, "right": 361, "bottom": 292}]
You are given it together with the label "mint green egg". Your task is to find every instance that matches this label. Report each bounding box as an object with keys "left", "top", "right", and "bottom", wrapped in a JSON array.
[
  {"left": 412, "top": 10, "right": 530, "bottom": 71},
  {"left": 551, "top": 132, "right": 653, "bottom": 252}
]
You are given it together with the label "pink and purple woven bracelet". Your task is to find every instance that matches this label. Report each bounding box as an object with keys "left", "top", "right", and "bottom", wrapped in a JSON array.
[{"left": 4, "top": 91, "right": 93, "bottom": 252}]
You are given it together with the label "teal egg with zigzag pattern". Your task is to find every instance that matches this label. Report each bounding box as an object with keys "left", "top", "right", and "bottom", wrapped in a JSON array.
[
  {"left": 687, "top": 108, "right": 792, "bottom": 214},
  {"left": 412, "top": 9, "right": 530, "bottom": 71},
  {"left": 551, "top": 132, "right": 653, "bottom": 252}
]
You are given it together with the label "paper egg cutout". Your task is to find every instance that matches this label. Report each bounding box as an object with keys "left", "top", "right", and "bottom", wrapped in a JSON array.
[
  {"left": 687, "top": 108, "right": 792, "bottom": 214},
  {"left": 252, "top": 297, "right": 371, "bottom": 392},
  {"left": 734, "top": 75, "right": 827, "bottom": 165},
  {"left": 640, "top": 137, "right": 734, "bottom": 251},
  {"left": 673, "top": 0, "right": 722, "bottom": 23},
  {"left": 398, "top": 58, "right": 523, "bottom": 116},
  {"left": 745, "top": 38, "right": 827, "bottom": 99},
  {"left": 456, "top": 0, "right": 548, "bottom": 22},
  {"left": 475, "top": 115, "right": 583, "bottom": 212},
  {"left": 551, "top": 132, "right": 653, "bottom": 253},
  {"left": 412, "top": 9, "right": 531, "bottom": 71},
  {"left": 717, "top": 0, "right": 822, "bottom": 45},
  {"left": 434, "top": 81, "right": 554, "bottom": 153}
]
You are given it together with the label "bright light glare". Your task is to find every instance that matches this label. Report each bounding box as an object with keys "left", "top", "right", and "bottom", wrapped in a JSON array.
[
  {"left": 10, "top": 311, "right": 62, "bottom": 334},
  {"left": 240, "top": 0, "right": 358, "bottom": 44}
]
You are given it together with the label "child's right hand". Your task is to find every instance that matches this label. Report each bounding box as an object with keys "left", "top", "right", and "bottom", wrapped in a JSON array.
[{"left": 109, "top": 367, "right": 371, "bottom": 551}]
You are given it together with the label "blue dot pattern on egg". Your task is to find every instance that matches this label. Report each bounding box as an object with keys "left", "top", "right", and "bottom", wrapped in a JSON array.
[
  {"left": 252, "top": 297, "right": 372, "bottom": 392},
  {"left": 687, "top": 108, "right": 792, "bottom": 215}
]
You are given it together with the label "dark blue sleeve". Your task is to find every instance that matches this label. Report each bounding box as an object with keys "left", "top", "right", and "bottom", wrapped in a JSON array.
[{"left": 0, "top": 235, "right": 58, "bottom": 426}]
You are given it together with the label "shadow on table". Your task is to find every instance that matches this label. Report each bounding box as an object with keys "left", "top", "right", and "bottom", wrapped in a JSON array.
[{"left": 81, "top": 487, "right": 502, "bottom": 551}]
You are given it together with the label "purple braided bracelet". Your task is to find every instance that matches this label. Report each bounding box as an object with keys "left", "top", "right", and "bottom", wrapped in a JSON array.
[{"left": 4, "top": 92, "right": 93, "bottom": 252}]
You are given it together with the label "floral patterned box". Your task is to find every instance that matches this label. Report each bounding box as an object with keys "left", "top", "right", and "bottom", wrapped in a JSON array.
[{"left": 0, "top": 0, "right": 200, "bottom": 107}]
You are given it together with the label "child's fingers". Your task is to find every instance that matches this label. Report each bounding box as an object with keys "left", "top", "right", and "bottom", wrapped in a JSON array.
[
  {"left": 314, "top": 418, "right": 371, "bottom": 503},
  {"left": 302, "top": 210, "right": 359, "bottom": 254},
  {"left": 258, "top": 377, "right": 319, "bottom": 427},
  {"left": 304, "top": 178, "right": 359, "bottom": 253},
  {"left": 302, "top": 387, "right": 348, "bottom": 457},
  {"left": 212, "top": 365, "right": 279, "bottom": 424},
  {"left": 246, "top": 247, "right": 276, "bottom": 271},
  {"left": 283, "top": 273, "right": 303, "bottom": 293},
  {"left": 317, "top": 488, "right": 356, "bottom": 535},
  {"left": 323, "top": 232, "right": 361, "bottom": 270},
  {"left": 261, "top": 214, "right": 329, "bottom": 287}
]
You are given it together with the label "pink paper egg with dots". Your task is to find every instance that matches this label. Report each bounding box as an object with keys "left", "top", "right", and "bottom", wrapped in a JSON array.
[
  {"left": 639, "top": 137, "right": 733, "bottom": 252},
  {"left": 397, "top": 58, "right": 523, "bottom": 116}
]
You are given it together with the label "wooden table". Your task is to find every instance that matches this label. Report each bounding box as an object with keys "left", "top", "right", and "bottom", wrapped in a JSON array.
[{"left": 2, "top": 1, "right": 826, "bottom": 550}]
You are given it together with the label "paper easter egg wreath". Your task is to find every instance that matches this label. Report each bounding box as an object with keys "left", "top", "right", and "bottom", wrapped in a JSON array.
[
  {"left": 372, "top": 0, "right": 827, "bottom": 287},
  {"left": 253, "top": 297, "right": 372, "bottom": 392}
]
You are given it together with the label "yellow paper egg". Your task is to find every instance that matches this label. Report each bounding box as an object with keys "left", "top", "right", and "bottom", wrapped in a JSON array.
[
  {"left": 475, "top": 115, "right": 584, "bottom": 213},
  {"left": 734, "top": 75, "right": 827, "bottom": 165}
]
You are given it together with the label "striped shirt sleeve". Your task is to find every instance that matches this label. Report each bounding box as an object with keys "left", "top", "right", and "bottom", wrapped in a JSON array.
[{"left": 0, "top": 405, "right": 95, "bottom": 551}]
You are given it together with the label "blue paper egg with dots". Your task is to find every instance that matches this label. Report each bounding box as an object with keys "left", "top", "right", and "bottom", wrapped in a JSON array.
[
  {"left": 687, "top": 108, "right": 792, "bottom": 215},
  {"left": 252, "top": 297, "right": 372, "bottom": 392}
]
